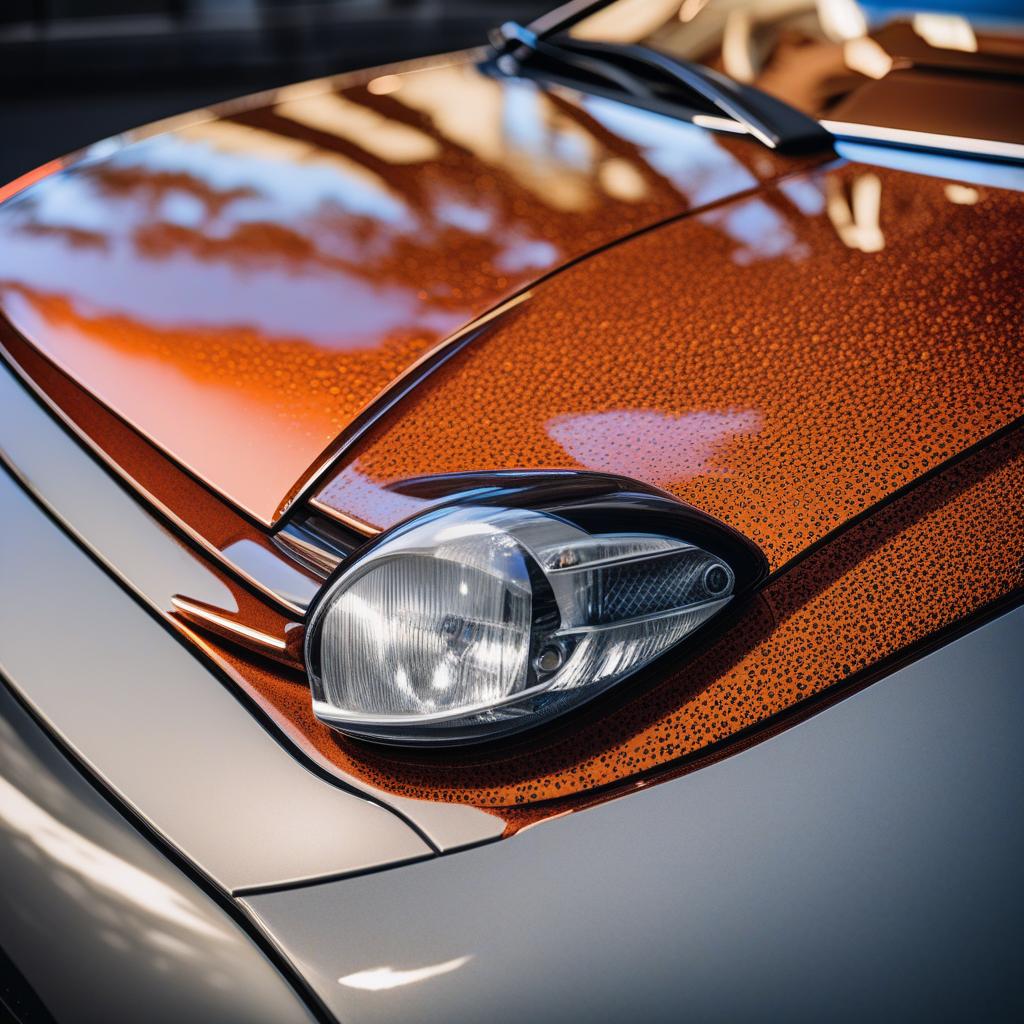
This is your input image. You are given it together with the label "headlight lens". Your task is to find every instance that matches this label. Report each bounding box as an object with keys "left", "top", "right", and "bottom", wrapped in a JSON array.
[{"left": 306, "top": 504, "right": 738, "bottom": 744}]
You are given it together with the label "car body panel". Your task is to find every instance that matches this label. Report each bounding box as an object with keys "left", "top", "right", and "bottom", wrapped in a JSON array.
[
  {"left": 0, "top": 54, "right": 816, "bottom": 525},
  {"left": 5, "top": 297, "right": 1020, "bottom": 833},
  {"left": 0, "top": 321, "right": 327, "bottom": 616},
  {"left": 270, "top": 422, "right": 1024, "bottom": 819},
  {"left": 0, "top": 4, "right": 1021, "bottom": 1018},
  {"left": 0, "top": 681, "right": 316, "bottom": 1024},
  {"left": 0, "top": 360, "right": 507, "bottom": 852},
  {"left": 7, "top": 320, "right": 1021, "bottom": 834},
  {"left": 313, "top": 154, "right": 1024, "bottom": 570},
  {"left": 1, "top": 50, "right": 1021, "bottom": 833},
  {"left": 0, "top": 462, "right": 441, "bottom": 891},
  {"left": 244, "top": 602, "right": 1024, "bottom": 1024}
]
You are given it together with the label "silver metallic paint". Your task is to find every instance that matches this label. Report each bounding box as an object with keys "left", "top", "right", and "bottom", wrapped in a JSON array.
[
  {"left": 0, "top": 466, "right": 433, "bottom": 893},
  {"left": 245, "top": 604, "right": 1024, "bottom": 1024},
  {"left": 0, "top": 679, "right": 317, "bottom": 1023}
]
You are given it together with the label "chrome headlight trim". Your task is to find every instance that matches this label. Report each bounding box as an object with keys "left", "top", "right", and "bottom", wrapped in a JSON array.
[{"left": 304, "top": 476, "right": 767, "bottom": 746}]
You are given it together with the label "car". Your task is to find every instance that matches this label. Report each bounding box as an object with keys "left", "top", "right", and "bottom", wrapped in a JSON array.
[{"left": 1, "top": 1, "right": 1022, "bottom": 1020}]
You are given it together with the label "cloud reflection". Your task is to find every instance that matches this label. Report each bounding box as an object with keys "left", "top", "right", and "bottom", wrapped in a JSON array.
[
  {"left": 548, "top": 409, "right": 762, "bottom": 481},
  {"left": 0, "top": 57, "right": 792, "bottom": 522},
  {"left": 826, "top": 173, "right": 885, "bottom": 252},
  {"left": 274, "top": 89, "right": 442, "bottom": 164}
]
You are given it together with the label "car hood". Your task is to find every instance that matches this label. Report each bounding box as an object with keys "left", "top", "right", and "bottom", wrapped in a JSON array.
[
  {"left": 312, "top": 153, "right": 1024, "bottom": 572},
  {"left": 0, "top": 53, "right": 809, "bottom": 525}
]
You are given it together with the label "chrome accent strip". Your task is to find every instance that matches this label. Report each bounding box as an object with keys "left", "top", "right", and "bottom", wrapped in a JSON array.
[
  {"left": 171, "top": 596, "right": 291, "bottom": 654},
  {"left": 306, "top": 497, "right": 383, "bottom": 537},
  {"left": 545, "top": 541, "right": 700, "bottom": 573},
  {"left": 273, "top": 531, "right": 341, "bottom": 577},
  {"left": 273, "top": 516, "right": 354, "bottom": 577},
  {"left": 552, "top": 596, "right": 731, "bottom": 635},
  {"left": 822, "top": 120, "right": 1024, "bottom": 163},
  {"left": 832, "top": 141, "right": 1024, "bottom": 191},
  {"left": 692, "top": 112, "right": 747, "bottom": 135}
]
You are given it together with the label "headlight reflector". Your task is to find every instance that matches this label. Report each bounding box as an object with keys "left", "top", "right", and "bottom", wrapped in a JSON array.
[
  {"left": 320, "top": 514, "right": 534, "bottom": 718},
  {"left": 306, "top": 503, "right": 740, "bottom": 744}
]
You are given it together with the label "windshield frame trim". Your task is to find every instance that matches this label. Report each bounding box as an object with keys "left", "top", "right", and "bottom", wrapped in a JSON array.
[{"left": 823, "top": 120, "right": 1024, "bottom": 164}]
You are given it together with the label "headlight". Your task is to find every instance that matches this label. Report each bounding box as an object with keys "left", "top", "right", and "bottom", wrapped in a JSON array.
[{"left": 306, "top": 490, "right": 762, "bottom": 745}]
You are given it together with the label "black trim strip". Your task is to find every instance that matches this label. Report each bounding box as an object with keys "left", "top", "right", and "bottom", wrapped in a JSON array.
[
  {"left": 235, "top": 851, "right": 447, "bottom": 898},
  {"left": 0, "top": 943, "right": 57, "bottom": 1024}
]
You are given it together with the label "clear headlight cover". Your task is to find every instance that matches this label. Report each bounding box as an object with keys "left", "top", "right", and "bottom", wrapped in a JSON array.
[{"left": 306, "top": 504, "right": 739, "bottom": 744}]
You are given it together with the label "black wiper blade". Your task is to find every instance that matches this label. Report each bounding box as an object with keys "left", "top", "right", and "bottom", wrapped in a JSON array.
[
  {"left": 489, "top": 20, "right": 832, "bottom": 154},
  {"left": 490, "top": 20, "right": 658, "bottom": 101}
]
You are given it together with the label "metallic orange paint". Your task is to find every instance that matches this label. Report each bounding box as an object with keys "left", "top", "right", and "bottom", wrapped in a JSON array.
[
  {"left": 0, "top": 323, "right": 322, "bottom": 613},
  {"left": 2, "top": 51, "right": 1021, "bottom": 831},
  {"left": 0, "top": 160, "right": 63, "bottom": 206},
  {"left": 0, "top": 57, "right": 814, "bottom": 525},
  {"left": 8, "top": 381, "right": 1005, "bottom": 832},
  {"left": 272, "top": 425, "right": 1024, "bottom": 825},
  {"left": 314, "top": 162, "right": 1024, "bottom": 571}
]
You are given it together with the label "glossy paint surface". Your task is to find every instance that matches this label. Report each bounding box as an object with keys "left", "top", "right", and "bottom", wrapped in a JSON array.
[
  {"left": 6, "top": 119, "right": 1021, "bottom": 824},
  {"left": 305, "top": 424, "right": 1024, "bottom": 817},
  {"left": 2, "top": 58, "right": 1020, "bottom": 832},
  {"left": 0, "top": 356, "right": 307, "bottom": 666},
  {"left": 0, "top": 361, "right": 503, "bottom": 853},
  {"left": 0, "top": 682, "right": 316, "bottom": 1024},
  {"left": 0, "top": 465, "right": 439, "bottom": 892},
  {"left": 48, "top": 387, "right": 1002, "bottom": 831},
  {"left": 315, "top": 159, "right": 1024, "bottom": 570},
  {"left": 11, "top": 148, "right": 1017, "bottom": 824},
  {"left": 0, "top": 54, "right": 811, "bottom": 524},
  {"left": 1, "top": 324, "right": 323, "bottom": 616},
  {"left": 246, "top": 603, "right": 1024, "bottom": 1024}
]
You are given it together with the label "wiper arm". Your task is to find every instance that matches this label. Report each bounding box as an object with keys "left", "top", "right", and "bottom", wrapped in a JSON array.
[
  {"left": 489, "top": 21, "right": 832, "bottom": 154},
  {"left": 490, "top": 20, "right": 658, "bottom": 102}
]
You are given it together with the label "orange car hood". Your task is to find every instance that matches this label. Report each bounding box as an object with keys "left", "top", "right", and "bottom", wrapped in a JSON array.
[
  {"left": 314, "top": 155, "right": 1024, "bottom": 572},
  {"left": 0, "top": 56, "right": 809, "bottom": 525}
]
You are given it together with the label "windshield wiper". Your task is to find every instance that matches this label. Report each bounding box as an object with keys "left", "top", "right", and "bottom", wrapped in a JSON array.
[{"left": 488, "top": 20, "right": 832, "bottom": 154}]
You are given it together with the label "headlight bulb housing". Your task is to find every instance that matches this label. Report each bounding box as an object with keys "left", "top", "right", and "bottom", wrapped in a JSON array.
[{"left": 305, "top": 484, "right": 765, "bottom": 745}]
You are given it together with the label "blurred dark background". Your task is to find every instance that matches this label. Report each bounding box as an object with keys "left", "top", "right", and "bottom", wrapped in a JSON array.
[{"left": 0, "top": 0, "right": 548, "bottom": 185}]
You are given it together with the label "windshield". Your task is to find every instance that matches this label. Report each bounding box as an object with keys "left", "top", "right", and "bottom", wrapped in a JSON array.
[{"left": 562, "top": 0, "right": 1024, "bottom": 152}]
